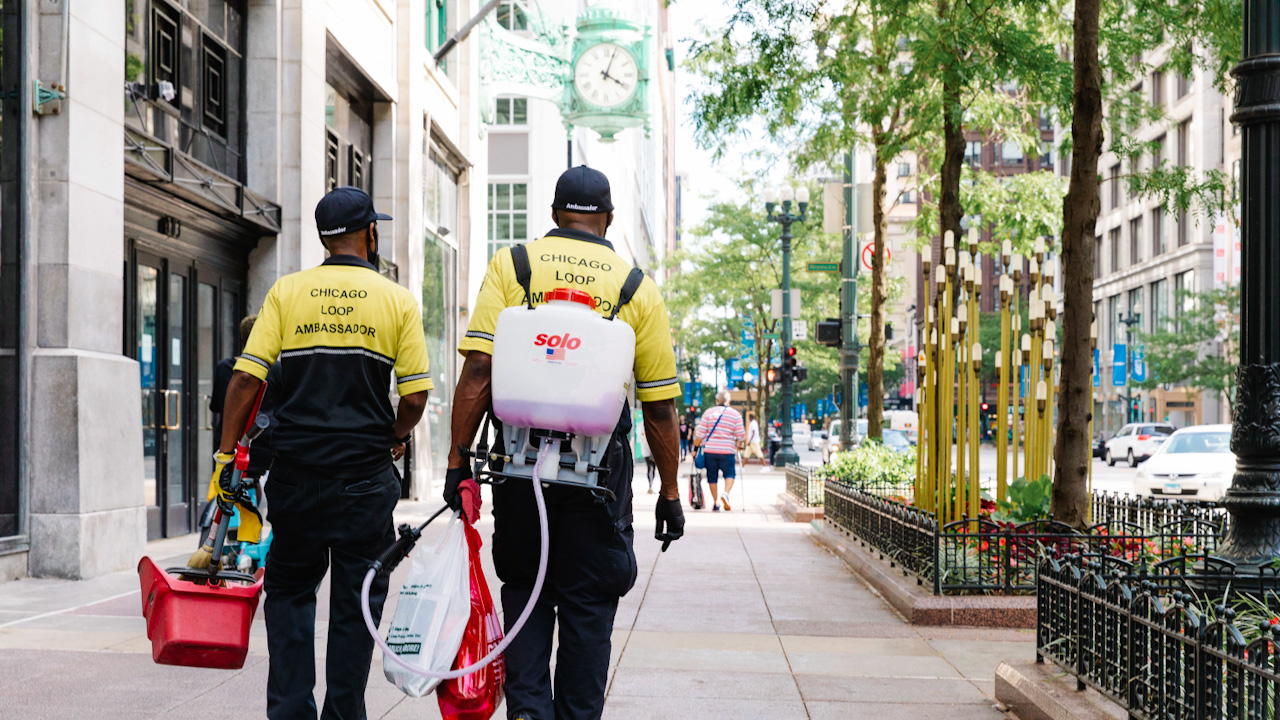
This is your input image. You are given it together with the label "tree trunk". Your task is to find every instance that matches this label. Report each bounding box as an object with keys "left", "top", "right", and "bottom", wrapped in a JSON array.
[
  {"left": 867, "top": 142, "right": 889, "bottom": 441},
  {"left": 1051, "top": 0, "right": 1103, "bottom": 530},
  {"left": 937, "top": 1, "right": 965, "bottom": 263}
]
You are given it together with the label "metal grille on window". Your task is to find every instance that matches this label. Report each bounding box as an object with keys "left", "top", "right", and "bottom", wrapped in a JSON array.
[
  {"left": 348, "top": 145, "right": 365, "bottom": 192},
  {"left": 152, "top": 3, "right": 180, "bottom": 105},
  {"left": 202, "top": 38, "right": 227, "bottom": 137},
  {"left": 325, "top": 130, "right": 340, "bottom": 192}
]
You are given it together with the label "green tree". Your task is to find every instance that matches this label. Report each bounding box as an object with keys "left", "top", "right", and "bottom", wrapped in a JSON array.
[
  {"left": 689, "top": 0, "right": 930, "bottom": 441},
  {"left": 666, "top": 182, "right": 844, "bottom": 427},
  {"left": 1135, "top": 286, "right": 1240, "bottom": 417}
]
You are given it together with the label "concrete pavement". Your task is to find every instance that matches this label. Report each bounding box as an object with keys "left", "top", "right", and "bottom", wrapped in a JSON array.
[{"left": 0, "top": 460, "right": 1030, "bottom": 719}]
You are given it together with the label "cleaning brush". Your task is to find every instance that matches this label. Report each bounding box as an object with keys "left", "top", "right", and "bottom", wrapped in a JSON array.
[{"left": 182, "top": 508, "right": 225, "bottom": 581}]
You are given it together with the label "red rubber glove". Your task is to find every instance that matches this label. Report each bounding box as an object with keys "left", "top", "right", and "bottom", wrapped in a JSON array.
[{"left": 458, "top": 477, "right": 482, "bottom": 524}]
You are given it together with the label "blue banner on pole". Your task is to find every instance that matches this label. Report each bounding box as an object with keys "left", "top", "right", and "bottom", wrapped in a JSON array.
[
  {"left": 1113, "top": 344, "right": 1128, "bottom": 386},
  {"left": 683, "top": 382, "right": 693, "bottom": 405},
  {"left": 859, "top": 382, "right": 868, "bottom": 408},
  {"left": 1093, "top": 349, "right": 1100, "bottom": 388},
  {"left": 728, "top": 358, "right": 744, "bottom": 385},
  {"left": 1131, "top": 345, "right": 1146, "bottom": 383},
  {"left": 1020, "top": 366, "right": 1028, "bottom": 399}
]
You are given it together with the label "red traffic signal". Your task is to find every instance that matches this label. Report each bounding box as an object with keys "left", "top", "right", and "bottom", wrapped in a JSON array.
[
  {"left": 786, "top": 346, "right": 797, "bottom": 358},
  {"left": 981, "top": 403, "right": 990, "bottom": 411}
]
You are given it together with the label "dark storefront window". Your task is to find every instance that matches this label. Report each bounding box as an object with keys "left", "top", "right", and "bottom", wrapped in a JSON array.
[
  {"left": 0, "top": 0, "right": 21, "bottom": 541},
  {"left": 124, "top": 0, "right": 247, "bottom": 181}
]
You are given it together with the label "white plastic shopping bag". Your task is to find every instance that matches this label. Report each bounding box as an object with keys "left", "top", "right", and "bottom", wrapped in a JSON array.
[{"left": 383, "top": 513, "right": 471, "bottom": 697}]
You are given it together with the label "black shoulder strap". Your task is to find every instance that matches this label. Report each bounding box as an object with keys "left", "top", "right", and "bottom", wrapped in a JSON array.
[
  {"left": 511, "top": 244, "right": 534, "bottom": 309},
  {"left": 609, "top": 268, "right": 646, "bottom": 321}
]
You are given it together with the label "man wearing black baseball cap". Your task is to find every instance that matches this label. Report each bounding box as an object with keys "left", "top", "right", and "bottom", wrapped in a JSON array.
[
  {"left": 447, "top": 166, "right": 685, "bottom": 719},
  {"left": 217, "top": 185, "right": 432, "bottom": 719}
]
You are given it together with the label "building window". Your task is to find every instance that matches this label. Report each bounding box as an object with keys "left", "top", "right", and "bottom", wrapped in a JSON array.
[
  {"left": 1176, "top": 72, "right": 1191, "bottom": 99},
  {"left": 1177, "top": 209, "right": 1189, "bottom": 247},
  {"left": 494, "top": 97, "right": 528, "bottom": 125},
  {"left": 1151, "top": 70, "right": 1164, "bottom": 107},
  {"left": 497, "top": 0, "right": 529, "bottom": 31},
  {"left": 964, "top": 141, "right": 982, "bottom": 167},
  {"left": 489, "top": 183, "right": 528, "bottom": 258},
  {"left": 1039, "top": 140, "right": 1053, "bottom": 169},
  {"left": 325, "top": 130, "right": 340, "bottom": 192},
  {"left": 1177, "top": 120, "right": 1190, "bottom": 167},
  {"left": 202, "top": 37, "right": 227, "bottom": 137},
  {"left": 1152, "top": 134, "right": 1165, "bottom": 168},
  {"left": 1152, "top": 278, "right": 1169, "bottom": 331},
  {"left": 1106, "top": 295, "right": 1120, "bottom": 351},
  {"left": 1094, "top": 236, "right": 1102, "bottom": 279},
  {"left": 1151, "top": 206, "right": 1165, "bottom": 257},
  {"left": 1109, "top": 164, "right": 1120, "bottom": 210},
  {"left": 1038, "top": 107, "right": 1053, "bottom": 132},
  {"left": 348, "top": 146, "right": 365, "bottom": 191},
  {"left": 900, "top": 189, "right": 916, "bottom": 204},
  {"left": 1001, "top": 140, "right": 1023, "bottom": 166},
  {"left": 897, "top": 162, "right": 911, "bottom": 177},
  {"left": 1127, "top": 287, "right": 1144, "bottom": 333},
  {"left": 427, "top": 0, "right": 449, "bottom": 70},
  {"left": 425, "top": 147, "right": 460, "bottom": 235},
  {"left": 1129, "top": 217, "right": 1142, "bottom": 266},
  {"left": 126, "top": 0, "right": 247, "bottom": 179},
  {"left": 1174, "top": 270, "right": 1195, "bottom": 328},
  {"left": 323, "top": 81, "right": 374, "bottom": 194},
  {"left": 1109, "top": 227, "right": 1121, "bottom": 273}
]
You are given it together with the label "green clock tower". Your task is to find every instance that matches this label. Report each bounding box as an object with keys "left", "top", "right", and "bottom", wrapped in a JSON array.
[{"left": 563, "top": 4, "right": 652, "bottom": 142}]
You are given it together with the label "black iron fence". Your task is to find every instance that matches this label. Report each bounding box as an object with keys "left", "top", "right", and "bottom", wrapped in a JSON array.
[
  {"left": 784, "top": 465, "right": 824, "bottom": 507},
  {"left": 1037, "top": 554, "right": 1280, "bottom": 720},
  {"left": 824, "top": 478, "right": 1226, "bottom": 595}
]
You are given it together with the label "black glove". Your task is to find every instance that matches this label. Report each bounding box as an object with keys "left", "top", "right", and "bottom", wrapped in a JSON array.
[
  {"left": 655, "top": 497, "right": 685, "bottom": 552},
  {"left": 444, "top": 466, "right": 473, "bottom": 512}
]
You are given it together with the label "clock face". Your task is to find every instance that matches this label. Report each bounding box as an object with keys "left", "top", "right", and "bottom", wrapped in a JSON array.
[{"left": 574, "top": 42, "right": 639, "bottom": 109}]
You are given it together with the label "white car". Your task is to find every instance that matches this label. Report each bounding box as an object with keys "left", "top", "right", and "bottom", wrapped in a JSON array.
[
  {"left": 792, "top": 422, "right": 811, "bottom": 442},
  {"left": 1134, "top": 424, "right": 1234, "bottom": 501},
  {"left": 808, "top": 430, "right": 826, "bottom": 451},
  {"left": 822, "top": 419, "right": 870, "bottom": 463},
  {"left": 1105, "top": 422, "right": 1176, "bottom": 467}
]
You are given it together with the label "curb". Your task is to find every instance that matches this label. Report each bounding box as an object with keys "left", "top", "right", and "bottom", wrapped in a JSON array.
[
  {"left": 775, "top": 493, "right": 824, "bottom": 522},
  {"left": 994, "top": 661, "right": 1126, "bottom": 720},
  {"left": 809, "top": 519, "right": 1036, "bottom": 627}
]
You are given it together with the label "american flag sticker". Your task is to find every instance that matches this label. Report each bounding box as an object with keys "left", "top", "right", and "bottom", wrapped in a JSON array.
[{"left": 546, "top": 347, "right": 566, "bottom": 361}]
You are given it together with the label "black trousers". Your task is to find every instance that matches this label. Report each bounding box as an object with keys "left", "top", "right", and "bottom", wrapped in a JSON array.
[
  {"left": 263, "top": 462, "right": 400, "bottom": 720},
  {"left": 491, "top": 443, "right": 637, "bottom": 720}
]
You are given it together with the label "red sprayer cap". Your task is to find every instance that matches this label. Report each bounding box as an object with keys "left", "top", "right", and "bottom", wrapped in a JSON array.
[{"left": 545, "top": 288, "right": 597, "bottom": 309}]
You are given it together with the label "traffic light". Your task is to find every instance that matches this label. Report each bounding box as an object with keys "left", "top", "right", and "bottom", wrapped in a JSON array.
[
  {"left": 786, "top": 346, "right": 798, "bottom": 370},
  {"left": 766, "top": 366, "right": 781, "bottom": 384},
  {"left": 816, "top": 318, "right": 841, "bottom": 347},
  {"left": 981, "top": 402, "right": 990, "bottom": 412},
  {"left": 794, "top": 366, "right": 809, "bottom": 382}
]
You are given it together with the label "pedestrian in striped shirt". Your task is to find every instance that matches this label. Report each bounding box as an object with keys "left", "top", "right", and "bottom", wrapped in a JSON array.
[{"left": 694, "top": 391, "right": 746, "bottom": 511}]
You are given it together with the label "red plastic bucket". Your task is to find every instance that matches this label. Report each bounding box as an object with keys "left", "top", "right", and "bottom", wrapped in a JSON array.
[{"left": 137, "top": 556, "right": 264, "bottom": 669}]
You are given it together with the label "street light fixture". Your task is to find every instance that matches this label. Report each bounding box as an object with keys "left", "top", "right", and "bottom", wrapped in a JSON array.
[{"left": 766, "top": 183, "right": 809, "bottom": 466}]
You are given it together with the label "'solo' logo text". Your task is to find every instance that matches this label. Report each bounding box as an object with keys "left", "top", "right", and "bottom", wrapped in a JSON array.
[{"left": 534, "top": 332, "right": 582, "bottom": 362}]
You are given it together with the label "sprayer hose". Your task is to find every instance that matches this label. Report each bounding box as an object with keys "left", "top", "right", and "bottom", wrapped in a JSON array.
[{"left": 360, "top": 440, "right": 555, "bottom": 680}]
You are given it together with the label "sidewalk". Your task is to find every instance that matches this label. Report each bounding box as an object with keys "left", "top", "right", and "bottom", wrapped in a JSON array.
[{"left": 0, "top": 462, "right": 1031, "bottom": 719}]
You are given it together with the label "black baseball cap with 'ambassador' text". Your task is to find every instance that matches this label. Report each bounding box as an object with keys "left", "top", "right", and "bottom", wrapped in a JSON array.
[
  {"left": 315, "top": 186, "right": 392, "bottom": 237},
  {"left": 552, "top": 166, "right": 614, "bottom": 214}
]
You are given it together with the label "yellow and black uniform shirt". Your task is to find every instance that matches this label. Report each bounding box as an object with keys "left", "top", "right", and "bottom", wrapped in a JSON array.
[
  {"left": 234, "top": 255, "right": 433, "bottom": 476},
  {"left": 460, "top": 228, "right": 680, "bottom": 403}
]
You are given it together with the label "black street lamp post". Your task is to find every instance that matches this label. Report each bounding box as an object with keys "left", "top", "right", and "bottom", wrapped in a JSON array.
[
  {"left": 1118, "top": 310, "right": 1140, "bottom": 423},
  {"left": 1211, "top": 2, "right": 1280, "bottom": 581},
  {"left": 766, "top": 184, "right": 809, "bottom": 467}
]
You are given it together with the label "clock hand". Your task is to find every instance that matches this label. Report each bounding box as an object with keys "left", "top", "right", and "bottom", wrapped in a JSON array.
[{"left": 604, "top": 49, "right": 618, "bottom": 77}]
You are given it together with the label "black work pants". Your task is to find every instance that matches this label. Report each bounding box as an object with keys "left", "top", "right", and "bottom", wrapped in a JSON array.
[
  {"left": 492, "top": 445, "right": 637, "bottom": 720},
  {"left": 263, "top": 462, "right": 400, "bottom": 720}
]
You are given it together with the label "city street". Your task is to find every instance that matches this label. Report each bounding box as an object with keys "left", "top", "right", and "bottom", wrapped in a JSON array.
[{"left": 0, "top": 459, "right": 1027, "bottom": 720}]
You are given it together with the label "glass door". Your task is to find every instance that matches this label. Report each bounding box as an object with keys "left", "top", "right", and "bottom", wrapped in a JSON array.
[
  {"left": 137, "top": 256, "right": 163, "bottom": 539},
  {"left": 164, "top": 267, "right": 191, "bottom": 536}
]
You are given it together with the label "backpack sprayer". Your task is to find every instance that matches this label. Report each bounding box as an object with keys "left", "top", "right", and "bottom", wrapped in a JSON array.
[{"left": 360, "top": 265, "right": 644, "bottom": 682}]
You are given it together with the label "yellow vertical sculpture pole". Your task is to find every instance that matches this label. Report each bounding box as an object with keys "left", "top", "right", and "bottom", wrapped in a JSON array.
[
  {"left": 970, "top": 262, "right": 982, "bottom": 508},
  {"left": 941, "top": 235, "right": 956, "bottom": 523},
  {"left": 957, "top": 269, "right": 969, "bottom": 520},
  {"left": 1014, "top": 338, "right": 1025, "bottom": 482},
  {"left": 997, "top": 267, "right": 1012, "bottom": 503},
  {"left": 970, "top": 341, "right": 982, "bottom": 525}
]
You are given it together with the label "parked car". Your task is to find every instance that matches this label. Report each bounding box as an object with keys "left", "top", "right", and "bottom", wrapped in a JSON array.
[
  {"left": 1093, "top": 432, "right": 1107, "bottom": 459},
  {"left": 791, "top": 422, "right": 811, "bottom": 443},
  {"left": 1105, "top": 422, "right": 1176, "bottom": 467},
  {"left": 1133, "top": 424, "right": 1234, "bottom": 501},
  {"left": 881, "top": 428, "right": 914, "bottom": 454},
  {"left": 823, "top": 419, "right": 871, "bottom": 463},
  {"left": 807, "top": 430, "right": 826, "bottom": 452}
]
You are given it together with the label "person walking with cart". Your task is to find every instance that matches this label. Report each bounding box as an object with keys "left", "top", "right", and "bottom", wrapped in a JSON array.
[
  {"left": 215, "top": 186, "right": 432, "bottom": 720},
  {"left": 694, "top": 392, "right": 745, "bottom": 511},
  {"left": 444, "top": 166, "right": 685, "bottom": 720}
]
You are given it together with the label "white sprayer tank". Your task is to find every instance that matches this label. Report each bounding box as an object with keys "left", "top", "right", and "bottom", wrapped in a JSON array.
[{"left": 491, "top": 288, "right": 636, "bottom": 437}]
